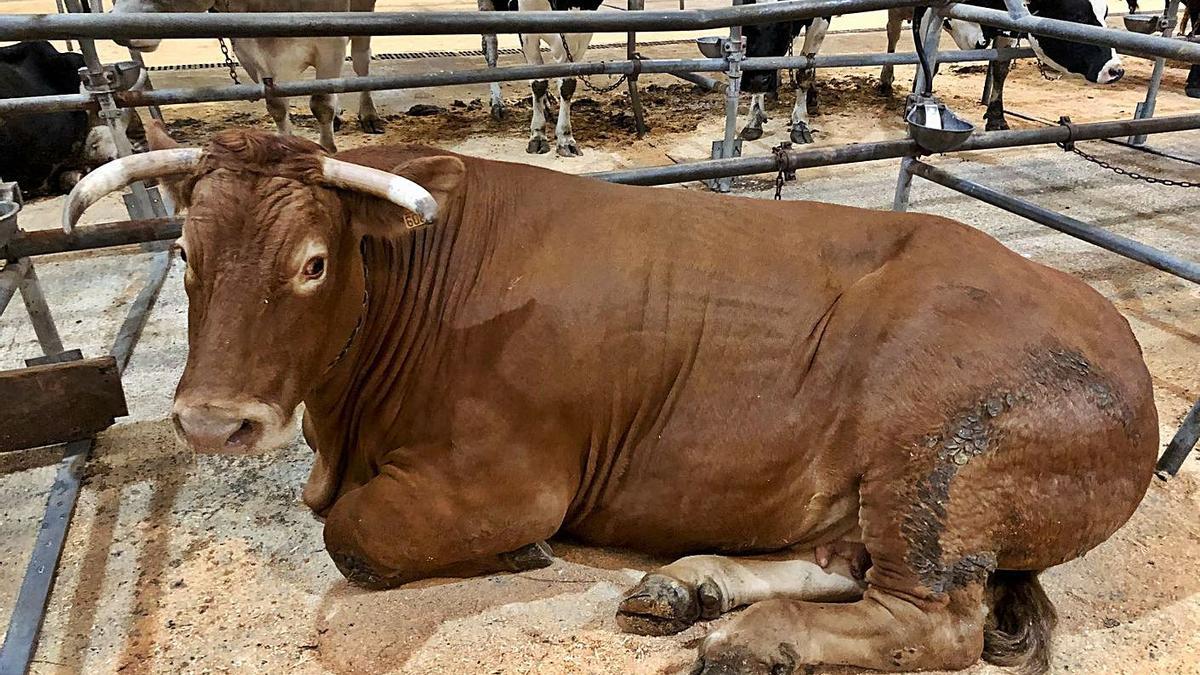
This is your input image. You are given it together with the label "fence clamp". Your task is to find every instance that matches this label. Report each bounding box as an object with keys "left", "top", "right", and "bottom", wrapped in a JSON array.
[{"left": 1056, "top": 115, "right": 1078, "bottom": 152}]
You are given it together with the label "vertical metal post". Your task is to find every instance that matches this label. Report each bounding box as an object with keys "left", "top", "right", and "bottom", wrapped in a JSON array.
[
  {"left": 715, "top": 0, "right": 745, "bottom": 193},
  {"left": 1129, "top": 0, "right": 1181, "bottom": 145},
  {"left": 893, "top": 156, "right": 917, "bottom": 211},
  {"left": 18, "top": 263, "right": 66, "bottom": 357},
  {"left": 626, "top": 0, "right": 647, "bottom": 138}
]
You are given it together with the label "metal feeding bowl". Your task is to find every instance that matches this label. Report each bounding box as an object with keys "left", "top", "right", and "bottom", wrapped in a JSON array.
[
  {"left": 696, "top": 36, "right": 724, "bottom": 58},
  {"left": 906, "top": 99, "right": 975, "bottom": 153},
  {"left": 0, "top": 200, "right": 18, "bottom": 233},
  {"left": 1123, "top": 14, "right": 1165, "bottom": 34}
]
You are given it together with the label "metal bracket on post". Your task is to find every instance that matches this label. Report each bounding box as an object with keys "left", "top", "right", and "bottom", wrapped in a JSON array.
[{"left": 1128, "top": 0, "right": 1182, "bottom": 145}]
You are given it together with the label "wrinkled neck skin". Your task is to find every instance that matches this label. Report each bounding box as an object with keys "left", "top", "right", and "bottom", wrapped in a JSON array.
[{"left": 300, "top": 179, "right": 480, "bottom": 514}]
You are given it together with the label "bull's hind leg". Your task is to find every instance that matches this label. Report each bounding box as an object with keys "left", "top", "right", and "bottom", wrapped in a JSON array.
[
  {"left": 740, "top": 93, "right": 769, "bottom": 140},
  {"left": 789, "top": 17, "right": 829, "bottom": 145},
  {"left": 521, "top": 35, "right": 552, "bottom": 154},
  {"left": 351, "top": 36, "right": 384, "bottom": 133},
  {"left": 616, "top": 550, "right": 866, "bottom": 636}
]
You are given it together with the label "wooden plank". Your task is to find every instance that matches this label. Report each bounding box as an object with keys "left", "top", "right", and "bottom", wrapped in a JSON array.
[{"left": 0, "top": 356, "right": 127, "bottom": 452}]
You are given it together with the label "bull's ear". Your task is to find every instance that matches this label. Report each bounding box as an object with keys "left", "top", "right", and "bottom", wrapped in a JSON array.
[
  {"left": 145, "top": 120, "right": 188, "bottom": 209},
  {"left": 391, "top": 155, "right": 465, "bottom": 218}
]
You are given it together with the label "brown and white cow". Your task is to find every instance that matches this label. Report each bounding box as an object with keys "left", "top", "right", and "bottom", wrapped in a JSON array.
[{"left": 64, "top": 125, "right": 1158, "bottom": 674}]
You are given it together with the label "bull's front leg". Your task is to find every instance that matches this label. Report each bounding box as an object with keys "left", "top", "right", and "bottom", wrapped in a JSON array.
[
  {"left": 322, "top": 448, "right": 567, "bottom": 589},
  {"left": 984, "top": 38, "right": 1015, "bottom": 131},
  {"left": 739, "top": 93, "right": 769, "bottom": 140}
]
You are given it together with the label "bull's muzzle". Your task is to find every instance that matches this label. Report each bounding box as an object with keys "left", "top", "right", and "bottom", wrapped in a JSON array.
[{"left": 172, "top": 402, "right": 267, "bottom": 452}]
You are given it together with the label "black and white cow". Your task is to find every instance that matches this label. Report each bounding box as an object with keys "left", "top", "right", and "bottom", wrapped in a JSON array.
[
  {"left": 739, "top": 3, "right": 831, "bottom": 144},
  {"left": 0, "top": 41, "right": 127, "bottom": 194},
  {"left": 496, "top": 0, "right": 603, "bottom": 156}
]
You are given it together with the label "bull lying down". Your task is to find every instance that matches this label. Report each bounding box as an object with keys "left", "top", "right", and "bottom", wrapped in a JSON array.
[{"left": 65, "top": 125, "right": 1158, "bottom": 674}]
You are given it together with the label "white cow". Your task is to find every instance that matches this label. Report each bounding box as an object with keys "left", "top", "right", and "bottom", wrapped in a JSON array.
[{"left": 111, "top": 0, "right": 383, "bottom": 152}]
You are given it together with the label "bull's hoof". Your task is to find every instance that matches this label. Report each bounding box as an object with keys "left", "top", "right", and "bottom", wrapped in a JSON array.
[
  {"left": 689, "top": 651, "right": 787, "bottom": 675},
  {"left": 790, "top": 124, "right": 814, "bottom": 145},
  {"left": 985, "top": 118, "right": 1010, "bottom": 131},
  {"left": 616, "top": 573, "right": 723, "bottom": 636},
  {"left": 500, "top": 541, "right": 555, "bottom": 571},
  {"left": 491, "top": 102, "right": 505, "bottom": 121},
  {"left": 556, "top": 142, "right": 583, "bottom": 158},
  {"left": 739, "top": 126, "right": 764, "bottom": 141},
  {"left": 527, "top": 137, "right": 551, "bottom": 154},
  {"left": 359, "top": 114, "right": 385, "bottom": 134},
  {"left": 328, "top": 551, "right": 404, "bottom": 590}
]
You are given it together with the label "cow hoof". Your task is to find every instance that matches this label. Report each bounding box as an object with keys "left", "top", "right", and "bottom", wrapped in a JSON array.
[
  {"left": 332, "top": 116, "right": 344, "bottom": 133},
  {"left": 616, "top": 573, "right": 722, "bottom": 636},
  {"left": 328, "top": 551, "right": 404, "bottom": 590},
  {"left": 359, "top": 114, "right": 385, "bottom": 134},
  {"left": 985, "top": 119, "right": 1010, "bottom": 131},
  {"left": 878, "top": 82, "right": 893, "bottom": 96},
  {"left": 491, "top": 103, "right": 505, "bottom": 121},
  {"left": 527, "top": 138, "right": 551, "bottom": 154},
  {"left": 500, "top": 541, "right": 555, "bottom": 572},
  {"left": 790, "top": 125, "right": 814, "bottom": 145},
  {"left": 1186, "top": 87, "right": 1200, "bottom": 99},
  {"left": 556, "top": 143, "right": 583, "bottom": 158},
  {"left": 739, "top": 126, "right": 763, "bottom": 141}
]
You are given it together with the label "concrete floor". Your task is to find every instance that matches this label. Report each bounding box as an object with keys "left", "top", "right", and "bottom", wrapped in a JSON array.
[{"left": 1, "top": 27, "right": 1199, "bottom": 675}]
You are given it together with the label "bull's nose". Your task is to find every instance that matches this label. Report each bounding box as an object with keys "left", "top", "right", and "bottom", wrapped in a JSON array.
[{"left": 172, "top": 405, "right": 263, "bottom": 452}]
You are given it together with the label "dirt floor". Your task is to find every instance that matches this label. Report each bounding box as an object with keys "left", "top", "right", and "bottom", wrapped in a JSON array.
[{"left": 2, "top": 18, "right": 1200, "bottom": 675}]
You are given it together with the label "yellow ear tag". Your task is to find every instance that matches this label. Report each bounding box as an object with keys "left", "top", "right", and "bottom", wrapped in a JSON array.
[{"left": 401, "top": 211, "right": 426, "bottom": 230}]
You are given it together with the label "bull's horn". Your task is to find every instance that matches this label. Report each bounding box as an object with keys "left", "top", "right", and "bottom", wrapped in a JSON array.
[
  {"left": 62, "top": 148, "right": 202, "bottom": 233},
  {"left": 320, "top": 157, "right": 438, "bottom": 224}
]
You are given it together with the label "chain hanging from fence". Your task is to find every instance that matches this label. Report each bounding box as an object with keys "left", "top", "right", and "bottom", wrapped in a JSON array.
[
  {"left": 559, "top": 33, "right": 628, "bottom": 94},
  {"left": 1057, "top": 116, "right": 1200, "bottom": 189},
  {"left": 773, "top": 141, "right": 795, "bottom": 200},
  {"left": 218, "top": 37, "right": 240, "bottom": 85}
]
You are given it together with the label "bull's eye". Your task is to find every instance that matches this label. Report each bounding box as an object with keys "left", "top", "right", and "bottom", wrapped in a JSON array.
[{"left": 302, "top": 256, "right": 326, "bottom": 280}]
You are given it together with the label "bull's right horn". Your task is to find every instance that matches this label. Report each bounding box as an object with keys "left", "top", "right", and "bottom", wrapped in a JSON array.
[
  {"left": 320, "top": 157, "right": 439, "bottom": 224},
  {"left": 62, "top": 148, "right": 202, "bottom": 233}
]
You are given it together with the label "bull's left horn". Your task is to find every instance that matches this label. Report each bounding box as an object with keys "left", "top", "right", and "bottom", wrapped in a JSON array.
[
  {"left": 62, "top": 148, "right": 202, "bottom": 233},
  {"left": 320, "top": 157, "right": 438, "bottom": 224}
]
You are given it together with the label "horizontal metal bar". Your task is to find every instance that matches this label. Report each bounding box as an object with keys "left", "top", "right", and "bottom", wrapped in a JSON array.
[
  {"left": 1156, "top": 397, "right": 1200, "bottom": 477},
  {"left": 3, "top": 217, "right": 182, "bottom": 259},
  {"left": 0, "top": 47, "right": 1033, "bottom": 116},
  {"left": 0, "top": 0, "right": 925, "bottom": 41},
  {"left": 593, "top": 112, "right": 1200, "bottom": 185},
  {"left": 906, "top": 160, "right": 1200, "bottom": 283},
  {"left": 945, "top": 3, "right": 1200, "bottom": 63}
]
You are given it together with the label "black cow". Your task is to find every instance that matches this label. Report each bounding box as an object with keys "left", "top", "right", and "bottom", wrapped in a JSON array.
[
  {"left": 739, "top": 0, "right": 831, "bottom": 144},
  {"left": 0, "top": 41, "right": 125, "bottom": 195}
]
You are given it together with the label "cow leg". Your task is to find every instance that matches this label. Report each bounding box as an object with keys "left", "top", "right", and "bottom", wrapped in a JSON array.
[
  {"left": 691, "top": 584, "right": 986, "bottom": 673},
  {"left": 485, "top": 34, "right": 505, "bottom": 120},
  {"left": 322, "top": 456, "right": 567, "bottom": 588},
  {"left": 740, "top": 93, "right": 768, "bottom": 140},
  {"left": 983, "top": 37, "right": 1014, "bottom": 131},
  {"left": 790, "top": 17, "right": 829, "bottom": 145},
  {"left": 554, "top": 77, "right": 582, "bottom": 156},
  {"left": 522, "top": 35, "right": 551, "bottom": 154},
  {"left": 616, "top": 550, "right": 866, "bottom": 636},
  {"left": 880, "top": 10, "right": 904, "bottom": 95},
  {"left": 265, "top": 95, "right": 294, "bottom": 137},
  {"left": 352, "top": 36, "right": 384, "bottom": 133},
  {"left": 311, "top": 50, "right": 343, "bottom": 153}
]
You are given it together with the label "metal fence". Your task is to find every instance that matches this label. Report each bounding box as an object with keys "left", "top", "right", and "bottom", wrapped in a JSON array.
[{"left": 1, "top": 0, "right": 1200, "bottom": 672}]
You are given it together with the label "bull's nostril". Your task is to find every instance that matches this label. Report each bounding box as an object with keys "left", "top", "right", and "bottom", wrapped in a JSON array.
[{"left": 226, "top": 419, "right": 260, "bottom": 448}]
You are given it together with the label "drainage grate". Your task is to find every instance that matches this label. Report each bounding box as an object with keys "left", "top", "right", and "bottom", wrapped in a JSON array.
[{"left": 144, "top": 38, "right": 697, "bottom": 72}]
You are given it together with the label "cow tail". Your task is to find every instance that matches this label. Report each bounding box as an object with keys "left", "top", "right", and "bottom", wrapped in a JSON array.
[{"left": 981, "top": 570, "right": 1058, "bottom": 675}]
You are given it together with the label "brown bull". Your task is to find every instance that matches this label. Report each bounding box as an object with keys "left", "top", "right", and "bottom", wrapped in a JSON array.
[{"left": 65, "top": 125, "right": 1158, "bottom": 674}]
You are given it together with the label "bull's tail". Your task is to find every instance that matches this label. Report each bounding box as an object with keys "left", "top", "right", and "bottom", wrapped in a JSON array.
[{"left": 982, "top": 570, "right": 1058, "bottom": 675}]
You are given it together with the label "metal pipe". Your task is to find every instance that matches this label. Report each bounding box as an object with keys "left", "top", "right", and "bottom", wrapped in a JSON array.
[
  {"left": 1129, "top": 0, "right": 1182, "bottom": 145},
  {"left": 906, "top": 160, "right": 1200, "bottom": 284},
  {"left": 0, "top": 0, "right": 928, "bottom": 41},
  {"left": 670, "top": 70, "right": 726, "bottom": 92},
  {"left": 0, "top": 258, "right": 32, "bottom": 317},
  {"left": 18, "top": 263, "right": 65, "bottom": 356},
  {"left": 1156, "top": 397, "right": 1200, "bottom": 478},
  {"left": 944, "top": 3, "right": 1200, "bottom": 63},
  {"left": 0, "top": 48, "right": 1036, "bottom": 116},
  {"left": 3, "top": 217, "right": 183, "bottom": 259}
]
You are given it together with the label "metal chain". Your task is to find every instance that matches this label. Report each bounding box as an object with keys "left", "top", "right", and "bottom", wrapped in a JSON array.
[
  {"left": 559, "top": 32, "right": 627, "bottom": 94},
  {"left": 772, "top": 142, "right": 795, "bottom": 200},
  {"left": 1069, "top": 145, "right": 1200, "bottom": 188},
  {"left": 217, "top": 37, "right": 240, "bottom": 85}
]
